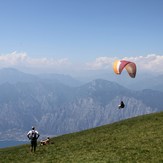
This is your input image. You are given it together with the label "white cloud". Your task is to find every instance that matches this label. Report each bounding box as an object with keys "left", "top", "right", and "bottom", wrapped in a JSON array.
[
  {"left": 0, "top": 52, "right": 71, "bottom": 72},
  {"left": 86, "top": 57, "right": 117, "bottom": 70},
  {"left": 0, "top": 51, "right": 27, "bottom": 65},
  {"left": 86, "top": 54, "right": 163, "bottom": 74},
  {"left": 123, "top": 54, "right": 163, "bottom": 73},
  {"left": 0, "top": 52, "right": 163, "bottom": 75}
]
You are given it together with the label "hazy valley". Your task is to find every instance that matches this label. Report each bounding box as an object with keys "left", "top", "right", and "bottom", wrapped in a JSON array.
[{"left": 0, "top": 68, "right": 162, "bottom": 140}]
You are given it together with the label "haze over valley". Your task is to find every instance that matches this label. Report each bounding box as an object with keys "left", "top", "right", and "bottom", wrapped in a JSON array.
[{"left": 0, "top": 68, "right": 162, "bottom": 141}]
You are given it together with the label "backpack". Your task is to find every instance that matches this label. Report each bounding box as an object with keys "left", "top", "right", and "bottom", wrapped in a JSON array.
[{"left": 31, "top": 130, "right": 37, "bottom": 140}]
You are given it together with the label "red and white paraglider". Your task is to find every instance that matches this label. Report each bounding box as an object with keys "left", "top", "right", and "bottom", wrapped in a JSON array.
[
  {"left": 113, "top": 60, "right": 137, "bottom": 78},
  {"left": 113, "top": 60, "right": 137, "bottom": 109}
]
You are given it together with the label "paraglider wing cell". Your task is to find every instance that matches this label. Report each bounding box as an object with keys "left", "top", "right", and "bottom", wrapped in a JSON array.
[
  {"left": 125, "top": 62, "right": 136, "bottom": 78},
  {"left": 113, "top": 60, "right": 120, "bottom": 74}
]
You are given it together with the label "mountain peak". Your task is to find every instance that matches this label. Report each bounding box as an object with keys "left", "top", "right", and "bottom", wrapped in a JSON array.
[
  {"left": 87, "top": 79, "right": 124, "bottom": 90},
  {"left": 0, "top": 68, "right": 38, "bottom": 84}
]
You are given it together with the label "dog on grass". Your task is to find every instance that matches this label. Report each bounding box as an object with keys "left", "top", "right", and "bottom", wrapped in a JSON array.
[{"left": 40, "top": 137, "right": 50, "bottom": 145}]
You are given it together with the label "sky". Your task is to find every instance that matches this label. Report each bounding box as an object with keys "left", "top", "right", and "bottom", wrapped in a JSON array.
[{"left": 0, "top": 0, "right": 163, "bottom": 76}]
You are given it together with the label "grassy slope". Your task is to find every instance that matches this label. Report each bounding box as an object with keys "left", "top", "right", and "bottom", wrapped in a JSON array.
[{"left": 1, "top": 112, "right": 163, "bottom": 163}]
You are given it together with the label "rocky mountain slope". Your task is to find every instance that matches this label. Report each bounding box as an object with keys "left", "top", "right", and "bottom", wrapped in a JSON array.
[{"left": 0, "top": 68, "right": 162, "bottom": 140}]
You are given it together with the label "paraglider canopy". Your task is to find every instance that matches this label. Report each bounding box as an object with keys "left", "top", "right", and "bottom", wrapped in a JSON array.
[{"left": 113, "top": 60, "right": 136, "bottom": 78}]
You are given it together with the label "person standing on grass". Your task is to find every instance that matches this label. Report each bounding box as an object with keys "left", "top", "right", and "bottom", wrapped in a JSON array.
[{"left": 27, "top": 126, "right": 40, "bottom": 152}]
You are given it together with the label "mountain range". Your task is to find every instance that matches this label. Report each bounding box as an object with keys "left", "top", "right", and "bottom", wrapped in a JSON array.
[{"left": 0, "top": 68, "right": 162, "bottom": 140}]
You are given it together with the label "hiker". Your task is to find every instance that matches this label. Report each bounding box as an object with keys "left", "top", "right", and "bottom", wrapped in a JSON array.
[
  {"left": 118, "top": 101, "right": 125, "bottom": 109},
  {"left": 27, "top": 126, "right": 40, "bottom": 152},
  {"left": 40, "top": 137, "right": 50, "bottom": 145}
]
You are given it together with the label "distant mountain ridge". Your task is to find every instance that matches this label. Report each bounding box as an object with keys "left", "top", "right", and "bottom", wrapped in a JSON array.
[
  {"left": 0, "top": 68, "right": 163, "bottom": 91},
  {"left": 0, "top": 68, "right": 39, "bottom": 84},
  {"left": 0, "top": 68, "right": 82, "bottom": 87},
  {"left": 0, "top": 68, "right": 162, "bottom": 140}
]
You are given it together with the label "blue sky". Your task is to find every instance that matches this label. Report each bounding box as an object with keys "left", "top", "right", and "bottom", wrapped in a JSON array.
[{"left": 0, "top": 0, "right": 163, "bottom": 75}]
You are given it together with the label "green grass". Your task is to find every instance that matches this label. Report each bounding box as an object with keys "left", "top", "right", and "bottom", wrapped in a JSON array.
[{"left": 1, "top": 112, "right": 163, "bottom": 162}]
